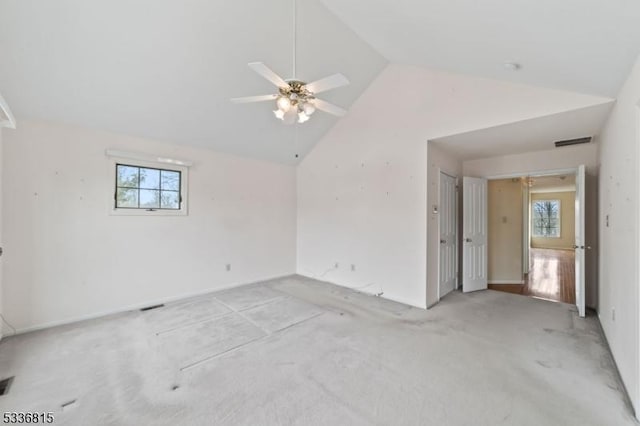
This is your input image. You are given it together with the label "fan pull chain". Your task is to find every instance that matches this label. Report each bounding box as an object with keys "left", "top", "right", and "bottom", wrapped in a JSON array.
[{"left": 294, "top": 121, "right": 299, "bottom": 159}]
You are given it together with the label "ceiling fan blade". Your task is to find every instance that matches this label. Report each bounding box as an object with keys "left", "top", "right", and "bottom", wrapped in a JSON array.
[
  {"left": 313, "top": 99, "right": 347, "bottom": 117},
  {"left": 231, "top": 94, "right": 278, "bottom": 104},
  {"left": 304, "top": 73, "right": 350, "bottom": 94},
  {"left": 248, "top": 62, "right": 289, "bottom": 88}
]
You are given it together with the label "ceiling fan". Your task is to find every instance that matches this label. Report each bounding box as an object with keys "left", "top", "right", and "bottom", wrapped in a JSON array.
[{"left": 231, "top": 0, "right": 350, "bottom": 125}]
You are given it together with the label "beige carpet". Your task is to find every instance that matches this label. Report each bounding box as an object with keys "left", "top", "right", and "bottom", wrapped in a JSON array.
[{"left": 0, "top": 275, "right": 635, "bottom": 425}]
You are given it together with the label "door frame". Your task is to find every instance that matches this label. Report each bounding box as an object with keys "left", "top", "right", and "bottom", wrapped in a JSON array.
[
  {"left": 522, "top": 184, "right": 530, "bottom": 275},
  {"left": 636, "top": 101, "right": 640, "bottom": 417},
  {"left": 485, "top": 168, "right": 579, "bottom": 182},
  {"left": 484, "top": 167, "right": 583, "bottom": 308},
  {"left": 437, "top": 169, "right": 459, "bottom": 301}
]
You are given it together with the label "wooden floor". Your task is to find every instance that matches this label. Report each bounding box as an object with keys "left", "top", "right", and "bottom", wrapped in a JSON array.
[{"left": 489, "top": 248, "right": 576, "bottom": 304}]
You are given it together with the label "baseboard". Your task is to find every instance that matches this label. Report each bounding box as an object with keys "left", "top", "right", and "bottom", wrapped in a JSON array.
[
  {"left": 376, "top": 291, "right": 427, "bottom": 309},
  {"left": 9, "top": 273, "right": 295, "bottom": 336},
  {"left": 297, "top": 273, "right": 427, "bottom": 310},
  {"left": 488, "top": 280, "right": 525, "bottom": 285}
]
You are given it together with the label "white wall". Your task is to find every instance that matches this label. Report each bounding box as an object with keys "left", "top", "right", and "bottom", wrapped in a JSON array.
[
  {"left": 297, "top": 63, "right": 611, "bottom": 309},
  {"left": 598, "top": 55, "right": 640, "bottom": 418},
  {"left": 463, "top": 143, "right": 599, "bottom": 177},
  {"left": 2, "top": 120, "right": 297, "bottom": 332}
]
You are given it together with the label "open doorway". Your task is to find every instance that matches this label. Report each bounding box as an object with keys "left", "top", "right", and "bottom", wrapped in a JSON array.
[{"left": 486, "top": 173, "right": 578, "bottom": 305}]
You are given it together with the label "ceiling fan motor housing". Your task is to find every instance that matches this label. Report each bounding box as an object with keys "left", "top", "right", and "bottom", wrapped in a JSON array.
[{"left": 279, "top": 80, "right": 314, "bottom": 107}]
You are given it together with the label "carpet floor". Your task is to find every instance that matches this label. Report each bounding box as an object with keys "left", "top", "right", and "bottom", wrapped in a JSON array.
[{"left": 0, "top": 275, "right": 636, "bottom": 425}]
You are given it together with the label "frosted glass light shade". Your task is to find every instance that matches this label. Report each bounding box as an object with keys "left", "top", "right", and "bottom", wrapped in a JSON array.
[
  {"left": 298, "top": 111, "right": 309, "bottom": 123},
  {"left": 302, "top": 102, "right": 316, "bottom": 115},
  {"left": 276, "top": 96, "right": 291, "bottom": 112},
  {"left": 282, "top": 108, "right": 297, "bottom": 125}
]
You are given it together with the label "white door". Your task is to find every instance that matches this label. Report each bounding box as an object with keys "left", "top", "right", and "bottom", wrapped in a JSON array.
[
  {"left": 463, "top": 177, "right": 488, "bottom": 293},
  {"left": 439, "top": 172, "right": 457, "bottom": 298},
  {"left": 575, "top": 165, "right": 586, "bottom": 317}
]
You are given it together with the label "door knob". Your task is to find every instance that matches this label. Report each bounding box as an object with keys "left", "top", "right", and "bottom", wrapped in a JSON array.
[
  {"left": 465, "top": 238, "right": 472, "bottom": 243},
  {"left": 440, "top": 239, "right": 446, "bottom": 244}
]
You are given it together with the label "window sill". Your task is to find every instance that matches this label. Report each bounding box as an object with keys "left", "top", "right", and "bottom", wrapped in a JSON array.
[{"left": 109, "top": 208, "right": 188, "bottom": 217}]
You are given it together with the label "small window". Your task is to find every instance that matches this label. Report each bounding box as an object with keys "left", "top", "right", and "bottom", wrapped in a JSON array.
[
  {"left": 107, "top": 150, "right": 190, "bottom": 216},
  {"left": 115, "top": 164, "right": 182, "bottom": 210},
  {"left": 532, "top": 200, "right": 561, "bottom": 238}
]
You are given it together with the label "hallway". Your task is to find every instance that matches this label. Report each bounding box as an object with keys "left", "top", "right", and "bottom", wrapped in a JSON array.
[{"left": 489, "top": 248, "right": 576, "bottom": 304}]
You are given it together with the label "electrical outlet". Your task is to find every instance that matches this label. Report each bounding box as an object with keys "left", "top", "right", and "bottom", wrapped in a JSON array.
[
  {"left": 351, "top": 264, "right": 356, "bottom": 272},
  {"left": 612, "top": 307, "right": 615, "bottom": 322},
  {"left": 606, "top": 215, "right": 610, "bottom": 227},
  {"left": 226, "top": 264, "right": 231, "bottom": 272}
]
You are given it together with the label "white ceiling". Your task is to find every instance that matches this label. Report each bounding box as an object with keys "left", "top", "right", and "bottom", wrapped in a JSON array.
[
  {"left": 431, "top": 101, "right": 614, "bottom": 160},
  {"left": 1, "top": 1, "right": 636, "bottom": 164},
  {"left": 0, "top": 0, "right": 387, "bottom": 164},
  {"left": 321, "top": 0, "right": 640, "bottom": 97}
]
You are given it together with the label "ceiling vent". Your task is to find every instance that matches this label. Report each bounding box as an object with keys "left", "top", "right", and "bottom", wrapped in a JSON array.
[{"left": 554, "top": 137, "right": 592, "bottom": 148}]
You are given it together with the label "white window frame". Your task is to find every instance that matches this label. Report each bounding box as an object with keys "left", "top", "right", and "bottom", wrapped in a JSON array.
[
  {"left": 531, "top": 199, "right": 561, "bottom": 238},
  {"left": 106, "top": 150, "right": 190, "bottom": 216}
]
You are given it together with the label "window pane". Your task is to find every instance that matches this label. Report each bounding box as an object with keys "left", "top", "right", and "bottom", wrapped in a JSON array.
[
  {"left": 161, "top": 191, "right": 180, "bottom": 209},
  {"left": 115, "top": 163, "right": 184, "bottom": 212},
  {"left": 139, "top": 168, "right": 160, "bottom": 190},
  {"left": 116, "top": 188, "right": 138, "bottom": 208},
  {"left": 140, "top": 189, "right": 160, "bottom": 208},
  {"left": 117, "top": 165, "right": 139, "bottom": 188},
  {"left": 161, "top": 170, "right": 180, "bottom": 191},
  {"left": 532, "top": 200, "right": 560, "bottom": 237}
]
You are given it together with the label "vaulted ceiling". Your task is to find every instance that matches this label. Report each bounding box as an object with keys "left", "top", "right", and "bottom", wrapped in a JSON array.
[
  {"left": 0, "top": 0, "right": 387, "bottom": 164},
  {"left": 321, "top": 0, "right": 640, "bottom": 97},
  {"left": 2, "top": 0, "right": 639, "bottom": 164}
]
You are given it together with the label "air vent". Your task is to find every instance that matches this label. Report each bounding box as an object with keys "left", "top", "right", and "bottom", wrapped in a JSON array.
[
  {"left": 61, "top": 399, "right": 77, "bottom": 410},
  {"left": 0, "top": 377, "right": 14, "bottom": 396},
  {"left": 554, "top": 137, "right": 592, "bottom": 147},
  {"left": 140, "top": 304, "right": 164, "bottom": 312}
]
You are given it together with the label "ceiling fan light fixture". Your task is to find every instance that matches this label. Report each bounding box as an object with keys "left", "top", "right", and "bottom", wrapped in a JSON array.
[
  {"left": 282, "top": 108, "right": 298, "bottom": 125},
  {"left": 230, "top": 0, "right": 350, "bottom": 125},
  {"left": 298, "top": 111, "right": 310, "bottom": 123},
  {"left": 276, "top": 96, "right": 292, "bottom": 112},
  {"left": 302, "top": 102, "right": 316, "bottom": 116}
]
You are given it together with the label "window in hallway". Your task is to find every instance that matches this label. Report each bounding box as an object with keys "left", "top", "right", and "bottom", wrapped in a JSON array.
[{"left": 532, "top": 200, "right": 560, "bottom": 238}]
